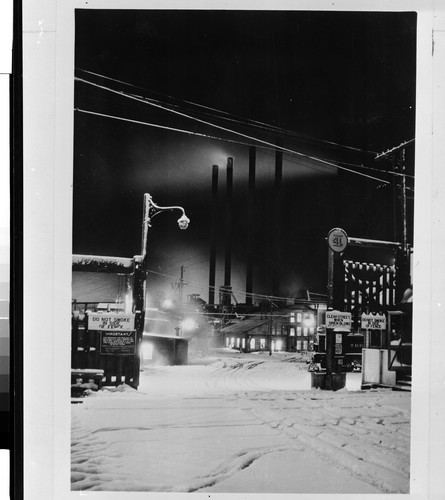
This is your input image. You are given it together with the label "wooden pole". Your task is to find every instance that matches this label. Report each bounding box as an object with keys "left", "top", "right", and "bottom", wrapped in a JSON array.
[{"left": 272, "top": 141, "right": 283, "bottom": 297}]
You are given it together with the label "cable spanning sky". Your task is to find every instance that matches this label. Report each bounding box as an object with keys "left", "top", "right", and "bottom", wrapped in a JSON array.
[{"left": 73, "top": 9, "right": 416, "bottom": 304}]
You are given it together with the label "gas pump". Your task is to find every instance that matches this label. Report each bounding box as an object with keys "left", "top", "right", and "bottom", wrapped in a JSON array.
[{"left": 332, "top": 327, "right": 350, "bottom": 373}]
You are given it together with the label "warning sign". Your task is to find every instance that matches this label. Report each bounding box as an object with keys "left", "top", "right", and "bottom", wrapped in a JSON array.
[
  {"left": 100, "top": 331, "right": 136, "bottom": 355},
  {"left": 88, "top": 313, "right": 135, "bottom": 331},
  {"left": 361, "top": 313, "right": 386, "bottom": 330},
  {"left": 326, "top": 311, "right": 352, "bottom": 329}
]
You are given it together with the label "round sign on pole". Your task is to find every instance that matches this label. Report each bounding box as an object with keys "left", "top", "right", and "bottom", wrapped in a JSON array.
[{"left": 327, "top": 228, "right": 348, "bottom": 253}]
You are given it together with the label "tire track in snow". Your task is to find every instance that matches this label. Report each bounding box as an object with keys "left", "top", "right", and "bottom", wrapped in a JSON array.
[
  {"left": 242, "top": 394, "right": 410, "bottom": 493},
  {"left": 175, "top": 445, "right": 304, "bottom": 493}
]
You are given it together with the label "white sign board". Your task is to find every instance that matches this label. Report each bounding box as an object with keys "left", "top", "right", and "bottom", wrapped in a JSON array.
[
  {"left": 326, "top": 311, "right": 352, "bottom": 329},
  {"left": 361, "top": 313, "right": 386, "bottom": 330},
  {"left": 327, "top": 227, "right": 348, "bottom": 253},
  {"left": 88, "top": 313, "right": 135, "bottom": 331}
]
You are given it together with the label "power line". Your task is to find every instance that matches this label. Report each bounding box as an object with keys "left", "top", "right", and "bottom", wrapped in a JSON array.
[
  {"left": 375, "top": 139, "right": 415, "bottom": 159},
  {"left": 75, "top": 95, "right": 390, "bottom": 186},
  {"left": 76, "top": 68, "right": 378, "bottom": 155},
  {"left": 146, "top": 268, "right": 325, "bottom": 305}
]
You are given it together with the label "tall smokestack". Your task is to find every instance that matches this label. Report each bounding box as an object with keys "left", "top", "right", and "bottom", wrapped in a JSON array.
[
  {"left": 272, "top": 141, "right": 283, "bottom": 298},
  {"left": 208, "top": 165, "right": 218, "bottom": 305},
  {"left": 223, "top": 157, "right": 233, "bottom": 306},
  {"left": 246, "top": 146, "right": 256, "bottom": 306}
]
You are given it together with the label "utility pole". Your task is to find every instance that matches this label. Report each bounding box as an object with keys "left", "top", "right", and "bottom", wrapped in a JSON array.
[
  {"left": 376, "top": 142, "right": 412, "bottom": 301},
  {"left": 171, "top": 265, "right": 187, "bottom": 305},
  {"left": 272, "top": 139, "right": 283, "bottom": 298}
]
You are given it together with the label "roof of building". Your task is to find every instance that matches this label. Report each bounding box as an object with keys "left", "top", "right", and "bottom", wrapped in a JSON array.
[
  {"left": 221, "top": 318, "right": 270, "bottom": 335},
  {"left": 143, "top": 332, "right": 191, "bottom": 341}
]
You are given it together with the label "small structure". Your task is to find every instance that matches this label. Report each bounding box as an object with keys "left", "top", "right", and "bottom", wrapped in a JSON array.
[
  {"left": 221, "top": 319, "right": 271, "bottom": 352},
  {"left": 141, "top": 333, "right": 189, "bottom": 366}
]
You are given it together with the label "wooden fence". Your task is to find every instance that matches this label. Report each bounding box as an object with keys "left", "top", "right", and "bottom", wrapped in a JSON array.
[{"left": 71, "top": 314, "right": 141, "bottom": 388}]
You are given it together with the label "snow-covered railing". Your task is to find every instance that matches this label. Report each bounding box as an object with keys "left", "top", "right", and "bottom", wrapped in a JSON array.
[{"left": 72, "top": 254, "right": 135, "bottom": 274}]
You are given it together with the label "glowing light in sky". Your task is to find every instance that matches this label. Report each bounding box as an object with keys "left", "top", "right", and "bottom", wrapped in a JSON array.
[{"left": 181, "top": 317, "right": 197, "bottom": 332}]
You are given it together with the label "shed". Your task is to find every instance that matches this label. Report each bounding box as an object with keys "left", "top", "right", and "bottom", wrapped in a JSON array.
[{"left": 141, "top": 333, "right": 190, "bottom": 366}]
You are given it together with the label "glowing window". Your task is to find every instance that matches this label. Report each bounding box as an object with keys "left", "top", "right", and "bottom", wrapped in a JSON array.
[
  {"left": 297, "top": 313, "right": 302, "bottom": 323},
  {"left": 290, "top": 313, "right": 295, "bottom": 323},
  {"left": 289, "top": 327, "right": 295, "bottom": 337},
  {"left": 142, "top": 342, "right": 153, "bottom": 361},
  {"left": 297, "top": 326, "right": 302, "bottom": 335},
  {"left": 303, "top": 327, "right": 308, "bottom": 336},
  {"left": 303, "top": 340, "right": 308, "bottom": 350}
]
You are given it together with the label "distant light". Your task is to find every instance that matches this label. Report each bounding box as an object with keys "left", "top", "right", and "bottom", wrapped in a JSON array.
[
  {"left": 162, "top": 299, "right": 174, "bottom": 309},
  {"left": 141, "top": 341, "right": 153, "bottom": 361},
  {"left": 303, "top": 316, "right": 315, "bottom": 328},
  {"left": 181, "top": 318, "right": 197, "bottom": 332}
]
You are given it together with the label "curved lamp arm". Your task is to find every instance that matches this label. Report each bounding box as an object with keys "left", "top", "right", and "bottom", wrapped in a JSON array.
[
  {"left": 141, "top": 193, "right": 190, "bottom": 256},
  {"left": 144, "top": 193, "right": 190, "bottom": 229}
]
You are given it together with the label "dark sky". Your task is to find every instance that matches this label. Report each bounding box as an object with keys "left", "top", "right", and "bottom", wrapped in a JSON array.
[{"left": 73, "top": 9, "right": 416, "bottom": 304}]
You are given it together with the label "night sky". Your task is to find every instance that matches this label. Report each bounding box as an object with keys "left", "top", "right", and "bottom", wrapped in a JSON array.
[{"left": 73, "top": 9, "right": 416, "bottom": 304}]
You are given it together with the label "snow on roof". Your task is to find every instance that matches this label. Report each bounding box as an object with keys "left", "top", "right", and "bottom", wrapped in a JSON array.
[
  {"left": 72, "top": 254, "right": 134, "bottom": 273},
  {"left": 220, "top": 319, "right": 270, "bottom": 335},
  {"left": 143, "top": 332, "right": 191, "bottom": 341}
]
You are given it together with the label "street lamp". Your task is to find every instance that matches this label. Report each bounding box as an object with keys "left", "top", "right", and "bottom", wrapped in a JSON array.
[{"left": 141, "top": 193, "right": 190, "bottom": 257}]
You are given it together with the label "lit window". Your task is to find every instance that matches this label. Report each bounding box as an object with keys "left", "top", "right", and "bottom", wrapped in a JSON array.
[
  {"left": 290, "top": 313, "right": 295, "bottom": 323},
  {"left": 297, "top": 326, "right": 302, "bottom": 335},
  {"left": 296, "top": 340, "right": 302, "bottom": 350},
  {"left": 309, "top": 327, "right": 315, "bottom": 335},
  {"left": 297, "top": 313, "right": 302, "bottom": 323},
  {"left": 303, "top": 340, "right": 308, "bottom": 350},
  {"left": 260, "top": 338, "right": 266, "bottom": 349},
  {"left": 289, "top": 327, "right": 295, "bottom": 337},
  {"left": 303, "top": 327, "right": 308, "bottom": 336},
  {"left": 142, "top": 341, "right": 153, "bottom": 361},
  {"left": 236, "top": 338, "right": 240, "bottom": 348}
]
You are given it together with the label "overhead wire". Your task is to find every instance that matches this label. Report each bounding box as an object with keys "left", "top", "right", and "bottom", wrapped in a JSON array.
[
  {"left": 76, "top": 68, "right": 378, "bottom": 155},
  {"left": 77, "top": 105, "right": 414, "bottom": 186},
  {"left": 75, "top": 71, "right": 415, "bottom": 183},
  {"left": 146, "top": 268, "right": 325, "bottom": 304},
  {"left": 74, "top": 77, "right": 391, "bottom": 185},
  {"left": 76, "top": 107, "right": 343, "bottom": 180}
]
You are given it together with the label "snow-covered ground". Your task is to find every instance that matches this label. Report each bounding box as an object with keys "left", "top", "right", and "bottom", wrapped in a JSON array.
[{"left": 71, "top": 348, "right": 411, "bottom": 494}]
